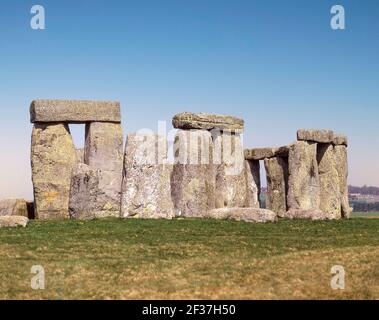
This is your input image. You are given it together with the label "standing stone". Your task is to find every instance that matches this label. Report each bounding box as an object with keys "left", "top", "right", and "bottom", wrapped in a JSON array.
[
  {"left": 317, "top": 144, "right": 341, "bottom": 219},
  {"left": 287, "top": 141, "right": 320, "bottom": 213},
  {"left": 121, "top": 134, "right": 174, "bottom": 219},
  {"left": 264, "top": 156, "right": 289, "bottom": 217},
  {"left": 171, "top": 129, "right": 215, "bottom": 217},
  {"left": 214, "top": 132, "right": 246, "bottom": 208},
  {"left": 83, "top": 122, "right": 123, "bottom": 216},
  {"left": 244, "top": 160, "right": 260, "bottom": 208},
  {"left": 31, "top": 123, "right": 77, "bottom": 219},
  {"left": 334, "top": 145, "right": 352, "bottom": 218},
  {"left": 69, "top": 164, "right": 120, "bottom": 219}
]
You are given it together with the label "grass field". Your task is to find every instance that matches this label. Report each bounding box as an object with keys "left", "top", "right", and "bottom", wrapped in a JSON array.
[{"left": 0, "top": 217, "right": 378, "bottom": 300}]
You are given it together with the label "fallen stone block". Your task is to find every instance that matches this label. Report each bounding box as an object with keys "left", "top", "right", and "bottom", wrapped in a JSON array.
[
  {"left": 30, "top": 99, "right": 121, "bottom": 123},
  {"left": 244, "top": 146, "right": 289, "bottom": 160},
  {"left": 285, "top": 209, "right": 336, "bottom": 221},
  {"left": 172, "top": 112, "right": 244, "bottom": 131},
  {"left": 297, "top": 129, "right": 334, "bottom": 143},
  {"left": 121, "top": 133, "right": 174, "bottom": 219},
  {"left": 0, "top": 216, "right": 29, "bottom": 228},
  {"left": 206, "top": 208, "right": 277, "bottom": 223},
  {"left": 0, "top": 199, "right": 29, "bottom": 217}
]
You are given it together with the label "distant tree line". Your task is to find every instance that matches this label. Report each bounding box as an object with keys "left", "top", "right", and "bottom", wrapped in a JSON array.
[
  {"left": 350, "top": 200, "right": 379, "bottom": 212},
  {"left": 348, "top": 185, "right": 379, "bottom": 195}
]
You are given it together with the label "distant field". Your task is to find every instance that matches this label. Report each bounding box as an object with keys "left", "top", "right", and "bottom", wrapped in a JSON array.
[
  {"left": 0, "top": 218, "right": 378, "bottom": 300},
  {"left": 352, "top": 212, "right": 379, "bottom": 218}
]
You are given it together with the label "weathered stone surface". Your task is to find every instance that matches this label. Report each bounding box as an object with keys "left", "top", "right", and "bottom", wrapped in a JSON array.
[
  {"left": 31, "top": 123, "right": 77, "bottom": 219},
  {"left": 171, "top": 130, "right": 215, "bottom": 217},
  {"left": 244, "top": 160, "right": 260, "bottom": 208},
  {"left": 206, "top": 208, "right": 277, "bottom": 223},
  {"left": 76, "top": 148, "right": 84, "bottom": 163},
  {"left": 214, "top": 132, "right": 247, "bottom": 208},
  {"left": 317, "top": 144, "right": 341, "bottom": 219},
  {"left": 30, "top": 100, "right": 121, "bottom": 123},
  {"left": 244, "top": 146, "right": 289, "bottom": 161},
  {"left": 264, "top": 157, "right": 289, "bottom": 217},
  {"left": 121, "top": 134, "right": 174, "bottom": 219},
  {"left": 287, "top": 141, "right": 320, "bottom": 212},
  {"left": 69, "top": 164, "right": 120, "bottom": 220},
  {"left": 334, "top": 145, "right": 352, "bottom": 218},
  {"left": 0, "top": 216, "right": 29, "bottom": 228},
  {"left": 172, "top": 112, "right": 244, "bottom": 131},
  {"left": 297, "top": 129, "right": 334, "bottom": 143},
  {"left": 285, "top": 209, "right": 333, "bottom": 221},
  {"left": 83, "top": 122, "right": 123, "bottom": 216},
  {"left": 332, "top": 134, "right": 348, "bottom": 146},
  {"left": 0, "top": 199, "right": 28, "bottom": 217}
]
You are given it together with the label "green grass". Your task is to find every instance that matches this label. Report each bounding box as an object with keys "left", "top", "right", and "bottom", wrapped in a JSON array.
[{"left": 0, "top": 218, "right": 378, "bottom": 299}]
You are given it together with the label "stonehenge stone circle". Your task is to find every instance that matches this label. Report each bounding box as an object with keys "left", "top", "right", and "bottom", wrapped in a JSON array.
[
  {"left": 0, "top": 216, "right": 29, "bottom": 228},
  {"left": 28, "top": 99, "right": 351, "bottom": 222}
]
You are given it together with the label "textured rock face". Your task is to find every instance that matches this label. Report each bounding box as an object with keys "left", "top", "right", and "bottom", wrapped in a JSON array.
[
  {"left": 30, "top": 100, "right": 121, "bottom": 123},
  {"left": 214, "top": 132, "right": 247, "bottom": 208},
  {"left": 333, "top": 134, "right": 348, "bottom": 146},
  {"left": 121, "top": 134, "right": 174, "bottom": 219},
  {"left": 171, "top": 130, "right": 215, "bottom": 217},
  {"left": 244, "top": 160, "right": 260, "bottom": 208},
  {"left": 286, "top": 209, "right": 332, "bottom": 221},
  {"left": 287, "top": 141, "right": 320, "bottom": 212},
  {"left": 0, "top": 199, "right": 28, "bottom": 217},
  {"left": 206, "top": 208, "right": 277, "bottom": 223},
  {"left": 69, "top": 164, "right": 120, "bottom": 220},
  {"left": 76, "top": 148, "right": 84, "bottom": 163},
  {"left": 83, "top": 122, "right": 123, "bottom": 216},
  {"left": 31, "top": 123, "right": 77, "bottom": 219},
  {"left": 264, "top": 157, "right": 289, "bottom": 217},
  {"left": 297, "top": 129, "right": 334, "bottom": 143},
  {"left": 244, "top": 146, "right": 289, "bottom": 161},
  {"left": 317, "top": 144, "right": 341, "bottom": 219},
  {"left": 334, "top": 145, "right": 352, "bottom": 218},
  {"left": 0, "top": 216, "right": 29, "bottom": 228},
  {"left": 172, "top": 112, "right": 244, "bottom": 131}
]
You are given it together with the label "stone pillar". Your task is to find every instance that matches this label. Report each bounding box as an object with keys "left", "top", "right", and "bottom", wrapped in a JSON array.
[
  {"left": 287, "top": 141, "right": 320, "bottom": 212},
  {"left": 317, "top": 143, "right": 341, "bottom": 219},
  {"left": 31, "top": 123, "right": 77, "bottom": 219},
  {"left": 171, "top": 129, "right": 215, "bottom": 217},
  {"left": 244, "top": 160, "right": 260, "bottom": 208},
  {"left": 264, "top": 156, "right": 288, "bottom": 217},
  {"left": 334, "top": 140, "right": 351, "bottom": 218},
  {"left": 214, "top": 131, "right": 246, "bottom": 208},
  {"left": 121, "top": 133, "right": 174, "bottom": 219}
]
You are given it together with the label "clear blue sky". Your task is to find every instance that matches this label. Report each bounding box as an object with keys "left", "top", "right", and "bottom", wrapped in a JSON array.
[{"left": 0, "top": 0, "right": 378, "bottom": 199}]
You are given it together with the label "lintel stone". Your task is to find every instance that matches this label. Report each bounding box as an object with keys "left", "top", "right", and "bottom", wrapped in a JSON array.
[
  {"left": 244, "top": 146, "right": 289, "bottom": 160},
  {"left": 297, "top": 129, "right": 334, "bottom": 143}
]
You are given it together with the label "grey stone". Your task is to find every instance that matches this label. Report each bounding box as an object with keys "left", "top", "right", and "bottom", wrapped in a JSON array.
[
  {"left": 121, "top": 134, "right": 174, "bottom": 219},
  {"left": 317, "top": 144, "right": 341, "bottom": 219},
  {"left": 172, "top": 112, "right": 244, "bottom": 131},
  {"left": 287, "top": 141, "right": 320, "bottom": 212},
  {"left": 83, "top": 122, "right": 123, "bottom": 216},
  {"left": 30, "top": 99, "right": 121, "bottom": 123},
  {"left": 214, "top": 132, "right": 247, "bottom": 208},
  {"left": 244, "top": 146, "right": 289, "bottom": 161},
  {"left": 69, "top": 164, "right": 120, "bottom": 220},
  {"left": 206, "top": 208, "right": 277, "bottom": 223},
  {"left": 31, "top": 123, "right": 77, "bottom": 220},
  {"left": 171, "top": 130, "right": 215, "bottom": 217},
  {"left": 264, "top": 157, "right": 289, "bottom": 217},
  {"left": 0, "top": 216, "right": 29, "bottom": 228},
  {"left": 332, "top": 134, "right": 348, "bottom": 146},
  {"left": 285, "top": 209, "right": 334, "bottom": 221},
  {"left": 244, "top": 160, "right": 260, "bottom": 208},
  {"left": 334, "top": 145, "right": 352, "bottom": 218},
  {"left": 0, "top": 199, "right": 29, "bottom": 217},
  {"left": 297, "top": 129, "right": 334, "bottom": 143}
]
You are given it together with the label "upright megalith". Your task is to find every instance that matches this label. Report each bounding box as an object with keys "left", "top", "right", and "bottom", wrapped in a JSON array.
[
  {"left": 317, "top": 143, "right": 341, "bottom": 219},
  {"left": 30, "top": 99, "right": 123, "bottom": 220},
  {"left": 244, "top": 160, "right": 260, "bottom": 208},
  {"left": 264, "top": 156, "right": 289, "bottom": 217},
  {"left": 31, "top": 123, "right": 77, "bottom": 219},
  {"left": 334, "top": 142, "right": 351, "bottom": 218},
  {"left": 171, "top": 129, "right": 215, "bottom": 217},
  {"left": 121, "top": 133, "right": 174, "bottom": 219},
  {"left": 287, "top": 141, "right": 320, "bottom": 213}
]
